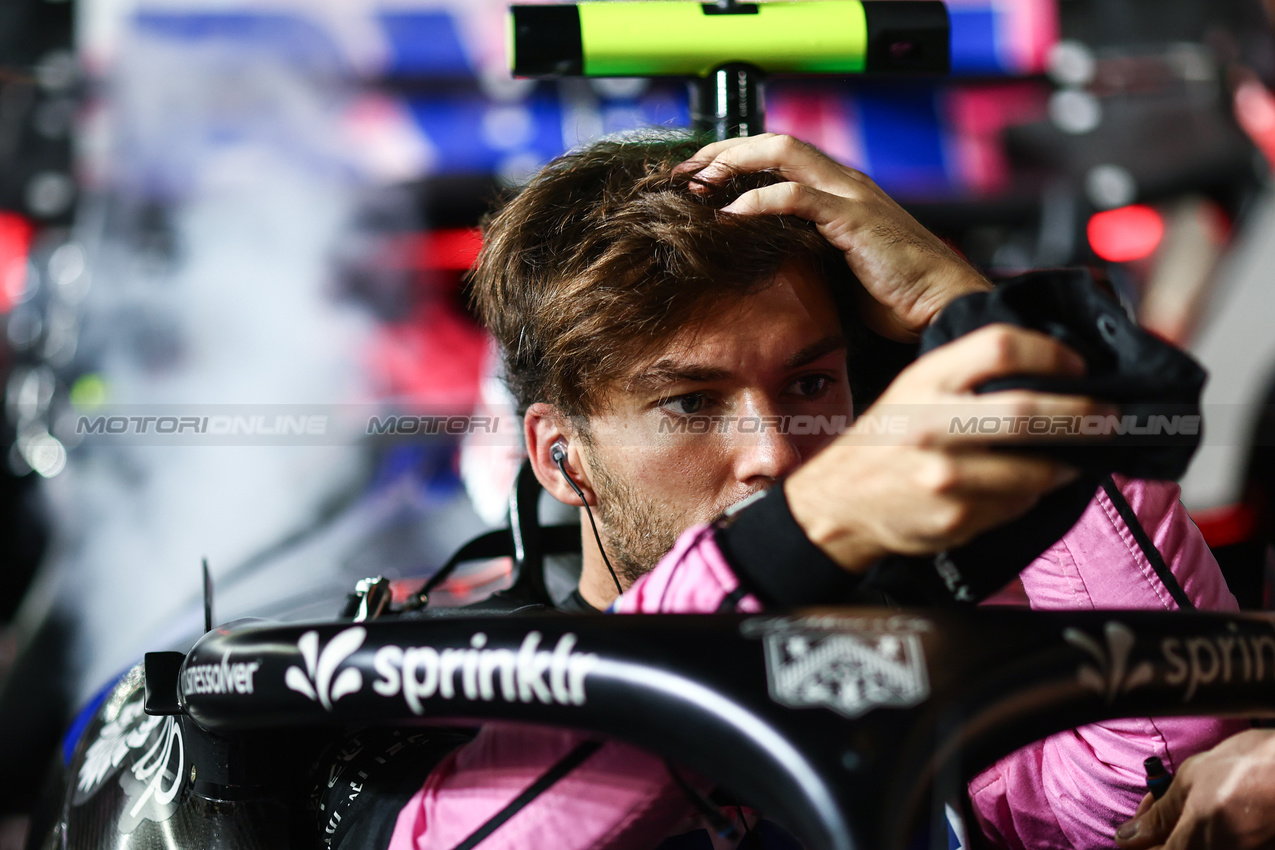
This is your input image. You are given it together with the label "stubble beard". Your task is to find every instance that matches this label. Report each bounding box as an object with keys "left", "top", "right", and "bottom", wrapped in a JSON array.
[
  {"left": 586, "top": 452, "right": 683, "bottom": 587},
  {"left": 585, "top": 448, "right": 763, "bottom": 588}
]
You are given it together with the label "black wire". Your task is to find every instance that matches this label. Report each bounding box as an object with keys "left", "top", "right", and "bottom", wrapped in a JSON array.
[
  {"left": 450, "top": 740, "right": 604, "bottom": 850},
  {"left": 664, "top": 761, "right": 738, "bottom": 840},
  {"left": 555, "top": 454, "right": 624, "bottom": 596},
  {"left": 736, "top": 803, "right": 759, "bottom": 849}
]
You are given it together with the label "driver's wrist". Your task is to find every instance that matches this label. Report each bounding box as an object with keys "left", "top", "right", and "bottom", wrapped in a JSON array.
[
  {"left": 783, "top": 475, "right": 886, "bottom": 574},
  {"left": 713, "top": 483, "right": 871, "bottom": 607},
  {"left": 920, "top": 270, "right": 993, "bottom": 329}
]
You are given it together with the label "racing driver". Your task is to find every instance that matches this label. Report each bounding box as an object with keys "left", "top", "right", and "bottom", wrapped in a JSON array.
[{"left": 368, "top": 133, "right": 1241, "bottom": 850}]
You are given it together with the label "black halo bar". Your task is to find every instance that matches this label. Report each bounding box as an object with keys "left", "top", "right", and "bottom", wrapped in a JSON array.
[{"left": 169, "top": 608, "right": 1275, "bottom": 850}]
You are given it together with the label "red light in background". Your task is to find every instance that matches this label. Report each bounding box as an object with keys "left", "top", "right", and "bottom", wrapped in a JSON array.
[
  {"left": 379, "top": 228, "right": 483, "bottom": 277},
  {"left": 1087, "top": 205, "right": 1164, "bottom": 263},
  {"left": 405, "top": 227, "right": 482, "bottom": 272},
  {"left": 0, "top": 212, "right": 33, "bottom": 313},
  {"left": 1189, "top": 502, "right": 1259, "bottom": 549}
]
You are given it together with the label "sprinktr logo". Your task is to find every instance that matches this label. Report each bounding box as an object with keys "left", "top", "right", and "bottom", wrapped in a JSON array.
[
  {"left": 286, "top": 627, "right": 367, "bottom": 710},
  {"left": 1064, "top": 621, "right": 1153, "bottom": 703}
]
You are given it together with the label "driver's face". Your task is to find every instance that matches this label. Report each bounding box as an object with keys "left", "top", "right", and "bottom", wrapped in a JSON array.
[{"left": 577, "top": 263, "right": 852, "bottom": 582}]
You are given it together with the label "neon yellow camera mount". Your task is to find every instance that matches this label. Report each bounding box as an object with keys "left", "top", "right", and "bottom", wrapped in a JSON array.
[{"left": 509, "top": 0, "right": 950, "bottom": 139}]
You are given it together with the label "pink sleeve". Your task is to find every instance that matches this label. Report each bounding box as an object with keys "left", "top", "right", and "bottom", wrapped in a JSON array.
[
  {"left": 969, "top": 477, "right": 1247, "bottom": 849},
  {"left": 388, "top": 524, "right": 748, "bottom": 850},
  {"left": 388, "top": 723, "right": 694, "bottom": 850},
  {"left": 613, "top": 523, "right": 764, "bottom": 615}
]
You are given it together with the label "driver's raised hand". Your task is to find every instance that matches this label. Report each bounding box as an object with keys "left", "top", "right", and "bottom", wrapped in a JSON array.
[
  {"left": 784, "top": 324, "right": 1109, "bottom": 572},
  {"left": 677, "top": 133, "right": 990, "bottom": 342},
  {"left": 1114, "top": 729, "right": 1275, "bottom": 850}
]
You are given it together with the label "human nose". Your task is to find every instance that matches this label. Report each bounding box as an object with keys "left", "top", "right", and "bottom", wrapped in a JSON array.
[{"left": 730, "top": 393, "right": 802, "bottom": 486}]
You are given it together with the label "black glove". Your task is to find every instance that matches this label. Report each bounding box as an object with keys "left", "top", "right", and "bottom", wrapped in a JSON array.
[
  {"left": 923, "top": 267, "right": 1205, "bottom": 479},
  {"left": 863, "top": 269, "right": 1206, "bottom": 606}
]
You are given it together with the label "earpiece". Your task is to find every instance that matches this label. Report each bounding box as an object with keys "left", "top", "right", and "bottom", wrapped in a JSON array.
[
  {"left": 553, "top": 443, "right": 583, "bottom": 494},
  {"left": 547, "top": 438, "right": 622, "bottom": 596}
]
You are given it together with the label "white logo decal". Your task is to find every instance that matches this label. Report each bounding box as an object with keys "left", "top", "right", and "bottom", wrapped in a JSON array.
[
  {"left": 1161, "top": 626, "right": 1275, "bottom": 702},
  {"left": 77, "top": 696, "right": 161, "bottom": 797},
  {"left": 371, "top": 632, "right": 596, "bottom": 713},
  {"left": 749, "top": 617, "right": 930, "bottom": 719},
  {"left": 285, "top": 629, "right": 597, "bottom": 713},
  {"left": 934, "top": 552, "right": 974, "bottom": 602},
  {"left": 122, "top": 715, "right": 184, "bottom": 824},
  {"left": 182, "top": 650, "right": 261, "bottom": 696},
  {"left": 1065, "top": 621, "right": 1153, "bottom": 703},
  {"left": 286, "top": 627, "right": 367, "bottom": 710},
  {"left": 74, "top": 689, "right": 186, "bottom": 832}
]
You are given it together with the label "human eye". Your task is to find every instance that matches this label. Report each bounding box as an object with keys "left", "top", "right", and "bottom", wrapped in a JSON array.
[
  {"left": 786, "top": 374, "right": 832, "bottom": 398},
  {"left": 660, "top": 392, "right": 710, "bottom": 416}
]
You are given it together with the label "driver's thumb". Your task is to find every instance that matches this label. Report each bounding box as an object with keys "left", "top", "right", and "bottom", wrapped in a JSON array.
[{"left": 1116, "top": 784, "right": 1187, "bottom": 849}]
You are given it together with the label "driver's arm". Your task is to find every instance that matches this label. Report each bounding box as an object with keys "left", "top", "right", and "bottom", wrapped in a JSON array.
[{"left": 677, "top": 134, "right": 1102, "bottom": 575}]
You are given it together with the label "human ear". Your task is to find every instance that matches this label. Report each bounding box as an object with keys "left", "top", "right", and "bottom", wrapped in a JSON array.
[{"left": 524, "top": 403, "right": 597, "bottom": 507}]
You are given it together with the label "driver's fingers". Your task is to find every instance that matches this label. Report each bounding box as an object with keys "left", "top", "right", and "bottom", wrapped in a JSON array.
[
  {"left": 961, "top": 492, "right": 1051, "bottom": 536},
  {"left": 1161, "top": 826, "right": 1199, "bottom": 850},
  {"left": 1116, "top": 779, "right": 1190, "bottom": 849},
  {"left": 684, "top": 134, "right": 862, "bottom": 192},
  {"left": 915, "top": 450, "right": 1077, "bottom": 497},
  {"left": 912, "top": 325, "right": 1087, "bottom": 392},
  {"left": 933, "top": 390, "right": 1116, "bottom": 443},
  {"left": 724, "top": 179, "right": 851, "bottom": 223},
  {"left": 674, "top": 133, "right": 774, "bottom": 172}
]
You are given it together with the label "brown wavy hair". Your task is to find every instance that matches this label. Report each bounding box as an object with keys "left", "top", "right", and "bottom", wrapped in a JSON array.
[{"left": 469, "top": 131, "right": 862, "bottom": 417}]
